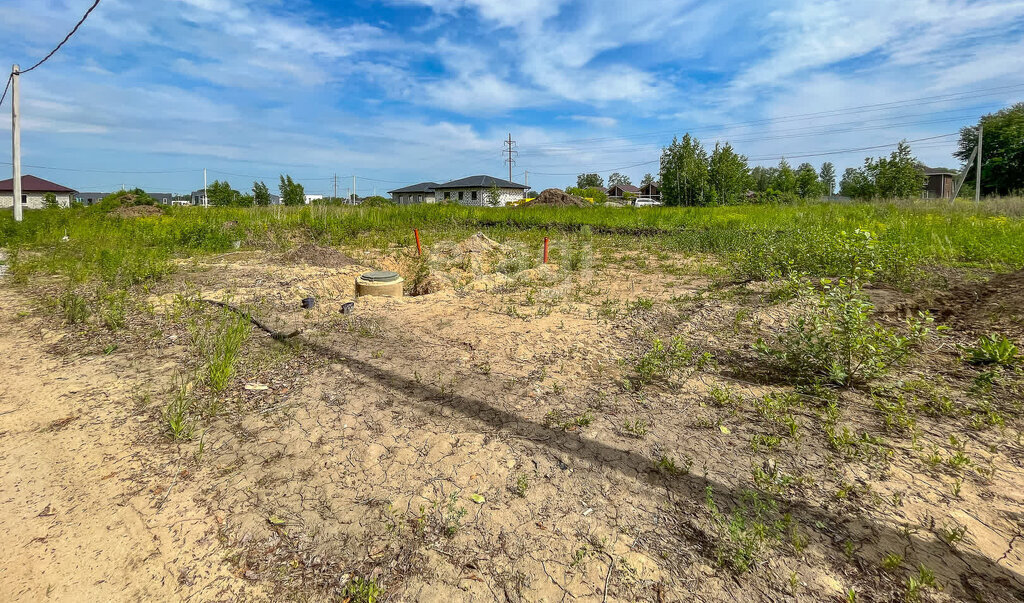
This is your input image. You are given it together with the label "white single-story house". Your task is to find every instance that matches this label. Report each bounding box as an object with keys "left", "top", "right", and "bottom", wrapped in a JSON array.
[
  {"left": 304, "top": 194, "right": 323, "bottom": 204},
  {"left": 388, "top": 182, "right": 439, "bottom": 205},
  {"left": 432, "top": 175, "right": 529, "bottom": 206},
  {"left": 0, "top": 175, "right": 76, "bottom": 209}
]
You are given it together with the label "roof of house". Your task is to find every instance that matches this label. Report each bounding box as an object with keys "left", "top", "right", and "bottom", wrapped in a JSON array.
[
  {"left": 0, "top": 174, "right": 76, "bottom": 193},
  {"left": 77, "top": 191, "right": 109, "bottom": 198},
  {"left": 608, "top": 184, "right": 641, "bottom": 193},
  {"left": 388, "top": 182, "right": 439, "bottom": 194},
  {"left": 924, "top": 168, "right": 956, "bottom": 176},
  {"left": 432, "top": 175, "right": 528, "bottom": 190}
]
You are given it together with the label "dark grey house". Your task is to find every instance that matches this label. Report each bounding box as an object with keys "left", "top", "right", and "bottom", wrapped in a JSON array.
[
  {"left": 388, "top": 182, "right": 439, "bottom": 204},
  {"left": 75, "top": 192, "right": 109, "bottom": 205}
]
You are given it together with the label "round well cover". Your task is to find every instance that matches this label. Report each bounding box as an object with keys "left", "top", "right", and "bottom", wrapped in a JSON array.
[{"left": 361, "top": 270, "right": 400, "bottom": 282}]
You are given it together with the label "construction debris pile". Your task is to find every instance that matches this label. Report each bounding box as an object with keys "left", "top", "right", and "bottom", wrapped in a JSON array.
[{"left": 518, "top": 188, "right": 591, "bottom": 208}]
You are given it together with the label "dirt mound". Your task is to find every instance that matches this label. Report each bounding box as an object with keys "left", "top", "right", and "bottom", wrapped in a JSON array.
[
  {"left": 108, "top": 204, "right": 163, "bottom": 218},
  {"left": 281, "top": 244, "right": 357, "bottom": 268},
  {"left": 929, "top": 269, "right": 1024, "bottom": 337},
  {"left": 457, "top": 232, "right": 502, "bottom": 254},
  {"left": 518, "top": 188, "right": 590, "bottom": 208}
]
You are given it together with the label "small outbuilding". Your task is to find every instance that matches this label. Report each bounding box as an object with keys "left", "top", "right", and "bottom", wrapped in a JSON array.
[
  {"left": 923, "top": 168, "right": 956, "bottom": 199},
  {"left": 0, "top": 175, "right": 77, "bottom": 209}
]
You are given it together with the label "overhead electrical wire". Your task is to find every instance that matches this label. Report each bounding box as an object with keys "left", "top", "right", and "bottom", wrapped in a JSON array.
[{"left": 529, "top": 82, "right": 1024, "bottom": 148}]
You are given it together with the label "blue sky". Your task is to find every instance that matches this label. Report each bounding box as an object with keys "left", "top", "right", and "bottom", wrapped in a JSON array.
[{"left": 1, "top": 0, "right": 1023, "bottom": 196}]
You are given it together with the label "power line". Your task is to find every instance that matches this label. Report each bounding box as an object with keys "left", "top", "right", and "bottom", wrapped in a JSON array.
[
  {"left": 20, "top": 0, "right": 102, "bottom": 74},
  {"left": 0, "top": 73, "right": 11, "bottom": 108},
  {"left": 526, "top": 133, "right": 958, "bottom": 176},
  {"left": 530, "top": 82, "right": 1024, "bottom": 147}
]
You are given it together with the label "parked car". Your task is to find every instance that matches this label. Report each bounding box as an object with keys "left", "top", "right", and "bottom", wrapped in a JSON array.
[{"left": 633, "top": 198, "right": 662, "bottom": 207}]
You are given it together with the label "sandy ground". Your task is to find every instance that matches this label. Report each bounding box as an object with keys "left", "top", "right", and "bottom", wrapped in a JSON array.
[
  {"left": 2, "top": 237, "right": 1023, "bottom": 602},
  {"left": 0, "top": 288, "right": 254, "bottom": 601}
]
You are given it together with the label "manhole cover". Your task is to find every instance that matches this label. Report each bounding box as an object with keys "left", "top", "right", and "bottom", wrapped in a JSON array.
[{"left": 361, "top": 270, "right": 400, "bottom": 282}]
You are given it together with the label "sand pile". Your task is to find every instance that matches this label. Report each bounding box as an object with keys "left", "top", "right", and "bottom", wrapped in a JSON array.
[
  {"left": 518, "top": 189, "right": 590, "bottom": 208},
  {"left": 457, "top": 232, "right": 503, "bottom": 253}
]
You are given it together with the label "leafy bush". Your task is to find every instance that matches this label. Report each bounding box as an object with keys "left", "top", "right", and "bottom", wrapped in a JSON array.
[
  {"left": 966, "top": 333, "right": 1018, "bottom": 366},
  {"left": 633, "top": 336, "right": 710, "bottom": 386},
  {"left": 756, "top": 275, "right": 935, "bottom": 386},
  {"left": 95, "top": 189, "right": 157, "bottom": 210}
]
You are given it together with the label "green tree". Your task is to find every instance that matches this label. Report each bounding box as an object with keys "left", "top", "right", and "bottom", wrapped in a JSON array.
[
  {"left": 708, "top": 142, "right": 750, "bottom": 204},
  {"left": 874, "top": 141, "right": 924, "bottom": 198},
  {"left": 207, "top": 180, "right": 240, "bottom": 206},
  {"left": 659, "top": 134, "right": 710, "bottom": 206},
  {"left": 577, "top": 173, "right": 604, "bottom": 188},
  {"left": 253, "top": 180, "right": 271, "bottom": 206},
  {"left": 607, "top": 172, "right": 632, "bottom": 187},
  {"left": 279, "top": 175, "right": 305, "bottom": 206},
  {"left": 771, "top": 159, "right": 797, "bottom": 194},
  {"left": 795, "top": 162, "right": 822, "bottom": 198},
  {"left": 485, "top": 184, "right": 503, "bottom": 206},
  {"left": 839, "top": 166, "right": 875, "bottom": 199},
  {"left": 750, "top": 166, "right": 775, "bottom": 192},
  {"left": 43, "top": 192, "right": 59, "bottom": 209},
  {"left": 955, "top": 103, "right": 1024, "bottom": 196},
  {"left": 640, "top": 173, "right": 655, "bottom": 187},
  {"left": 819, "top": 162, "right": 836, "bottom": 196}
]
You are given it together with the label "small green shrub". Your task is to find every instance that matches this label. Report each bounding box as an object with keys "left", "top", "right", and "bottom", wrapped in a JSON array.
[
  {"left": 99, "top": 289, "right": 128, "bottom": 330},
  {"left": 966, "top": 333, "right": 1018, "bottom": 366},
  {"left": 756, "top": 275, "right": 934, "bottom": 386},
  {"left": 633, "top": 336, "right": 709, "bottom": 386},
  {"left": 59, "top": 289, "right": 90, "bottom": 324},
  {"left": 340, "top": 576, "right": 384, "bottom": 603}
]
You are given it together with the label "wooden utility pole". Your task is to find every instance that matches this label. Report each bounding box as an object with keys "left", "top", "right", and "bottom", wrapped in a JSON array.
[
  {"left": 11, "top": 65, "right": 22, "bottom": 222},
  {"left": 974, "top": 123, "right": 983, "bottom": 203},
  {"left": 352, "top": 175, "right": 356, "bottom": 203},
  {"left": 333, "top": 173, "right": 337, "bottom": 199}
]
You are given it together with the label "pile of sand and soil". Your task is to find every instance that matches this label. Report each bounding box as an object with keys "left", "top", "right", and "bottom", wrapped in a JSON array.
[
  {"left": 280, "top": 244, "right": 358, "bottom": 269},
  {"left": 518, "top": 188, "right": 590, "bottom": 208},
  {"left": 456, "top": 232, "right": 503, "bottom": 253},
  {"left": 108, "top": 204, "right": 164, "bottom": 218},
  {"left": 929, "top": 269, "right": 1024, "bottom": 337}
]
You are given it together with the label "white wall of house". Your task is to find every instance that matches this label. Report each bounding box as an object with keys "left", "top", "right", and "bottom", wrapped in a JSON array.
[
  {"left": 304, "top": 194, "right": 324, "bottom": 204},
  {"left": 435, "top": 187, "right": 525, "bottom": 206},
  {"left": 0, "top": 192, "right": 74, "bottom": 209},
  {"left": 394, "top": 193, "right": 436, "bottom": 205}
]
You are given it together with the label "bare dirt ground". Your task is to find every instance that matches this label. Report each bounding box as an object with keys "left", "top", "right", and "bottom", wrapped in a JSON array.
[{"left": 2, "top": 235, "right": 1023, "bottom": 602}]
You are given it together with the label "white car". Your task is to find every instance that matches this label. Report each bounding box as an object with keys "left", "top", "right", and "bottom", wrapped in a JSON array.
[{"left": 633, "top": 198, "right": 662, "bottom": 207}]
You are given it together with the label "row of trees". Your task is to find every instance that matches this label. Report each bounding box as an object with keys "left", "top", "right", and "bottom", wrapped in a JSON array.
[
  {"left": 657, "top": 134, "right": 840, "bottom": 206},
  {"left": 837, "top": 141, "right": 924, "bottom": 199},
  {"left": 203, "top": 175, "right": 307, "bottom": 206},
  {"left": 575, "top": 172, "right": 657, "bottom": 189}
]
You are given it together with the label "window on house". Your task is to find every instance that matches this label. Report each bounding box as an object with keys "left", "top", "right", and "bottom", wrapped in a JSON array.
[
  {"left": 471, "top": 191, "right": 477, "bottom": 201},
  {"left": 418, "top": 195, "right": 422, "bottom": 202},
  {"left": 458, "top": 192, "right": 464, "bottom": 201},
  {"left": 444, "top": 192, "right": 451, "bottom": 200}
]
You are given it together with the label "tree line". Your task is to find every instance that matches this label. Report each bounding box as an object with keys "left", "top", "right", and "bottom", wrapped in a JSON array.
[{"left": 203, "top": 175, "right": 306, "bottom": 206}]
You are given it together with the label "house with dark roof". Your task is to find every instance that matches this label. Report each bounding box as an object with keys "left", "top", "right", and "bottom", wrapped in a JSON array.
[
  {"left": 76, "top": 191, "right": 110, "bottom": 206},
  {"left": 0, "top": 175, "right": 77, "bottom": 209},
  {"left": 638, "top": 182, "right": 661, "bottom": 201},
  {"left": 923, "top": 168, "right": 956, "bottom": 199},
  {"left": 431, "top": 175, "right": 529, "bottom": 206},
  {"left": 387, "top": 182, "right": 439, "bottom": 205},
  {"left": 606, "top": 183, "right": 640, "bottom": 200}
]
